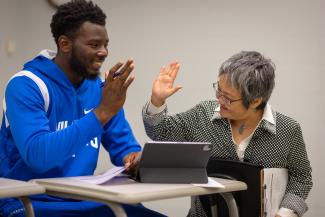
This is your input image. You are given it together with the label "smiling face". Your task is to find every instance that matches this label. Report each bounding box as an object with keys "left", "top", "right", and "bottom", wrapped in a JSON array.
[
  {"left": 69, "top": 21, "right": 109, "bottom": 80},
  {"left": 217, "top": 74, "right": 256, "bottom": 121}
]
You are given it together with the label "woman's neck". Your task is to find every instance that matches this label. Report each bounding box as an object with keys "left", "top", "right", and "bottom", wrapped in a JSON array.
[{"left": 230, "top": 109, "right": 264, "bottom": 135}]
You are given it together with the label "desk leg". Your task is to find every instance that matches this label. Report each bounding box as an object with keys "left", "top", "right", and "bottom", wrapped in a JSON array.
[
  {"left": 19, "top": 196, "right": 35, "bottom": 217},
  {"left": 220, "top": 193, "right": 239, "bottom": 217},
  {"left": 104, "top": 202, "right": 127, "bottom": 217},
  {"left": 210, "top": 202, "right": 218, "bottom": 217}
]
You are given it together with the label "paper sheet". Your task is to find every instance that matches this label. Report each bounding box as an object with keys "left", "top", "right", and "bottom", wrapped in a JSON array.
[
  {"left": 192, "top": 177, "right": 225, "bottom": 188},
  {"left": 71, "top": 166, "right": 126, "bottom": 185}
]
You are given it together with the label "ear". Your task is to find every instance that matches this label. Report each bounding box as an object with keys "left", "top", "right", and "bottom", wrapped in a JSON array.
[
  {"left": 250, "top": 98, "right": 263, "bottom": 110},
  {"left": 57, "top": 35, "right": 72, "bottom": 53}
]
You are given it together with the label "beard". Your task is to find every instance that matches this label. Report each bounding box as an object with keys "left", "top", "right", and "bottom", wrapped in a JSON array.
[{"left": 69, "top": 48, "right": 99, "bottom": 80}]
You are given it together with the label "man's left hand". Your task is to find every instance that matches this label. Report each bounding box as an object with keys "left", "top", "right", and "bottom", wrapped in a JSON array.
[{"left": 123, "top": 152, "right": 141, "bottom": 173}]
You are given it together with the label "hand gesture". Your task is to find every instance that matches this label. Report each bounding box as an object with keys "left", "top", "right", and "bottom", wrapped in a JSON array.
[
  {"left": 151, "top": 61, "right": 182, "bottom": 107},
  {"left": 94, "top": 59, "right": 135, "bottom": 125}
]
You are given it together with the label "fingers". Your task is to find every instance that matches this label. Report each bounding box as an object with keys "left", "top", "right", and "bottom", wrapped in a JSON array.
[
  {"left": 170, "top": 85, "right": 182, "bottom": 96},
  {"left": 124, "top": 154, "right": 133, "bottom": 169},
  {"left": 117, "top": 60, "right": 135, "bottom": 92},
  {"left": 169, "top": 62, "right": 180, "bottom": 80},
  {"left": 122, "top": 76, "right": 135, "bottom": 91},
  {"left": 104, "top": 59, "right": 134, "bottom": 86},
  {"left": 124, "top": 152, "right": 140, "bottom": 170},
  {"left": 110, "top": 59, "right": 134, "bottom": 82},
  {"left": 107, "top": 62, "right": 123, "bottom": 81},
  {"left": 159, "top": 66, "right": 168, "bottom": 75},
  {"left": 120, "top": 62, "right": 134, "bottom": 81},
  {"left": 103, "top": 71, "right": 110, "bottom": 87},
  {"left": 159, "top": 61, "right": 180, "bottom": 78},
  {"left": 159, "top": 61, "right": 180, "bottom": 79},
  {"left": 117, "top": 59, "right": 134, "bottom": 78}
]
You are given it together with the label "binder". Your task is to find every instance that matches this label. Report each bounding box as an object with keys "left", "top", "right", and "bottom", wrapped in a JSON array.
[
  {"left": 200, "top": 159, "right": 288, "bottom": 217},
  {"left": 135, "top": 141, "right": 211, "bottom": 184}
]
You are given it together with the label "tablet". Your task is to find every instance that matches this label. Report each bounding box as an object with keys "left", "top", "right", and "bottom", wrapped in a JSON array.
[{"left": 137, "top": 141, "right": 212, "bottom": 183}]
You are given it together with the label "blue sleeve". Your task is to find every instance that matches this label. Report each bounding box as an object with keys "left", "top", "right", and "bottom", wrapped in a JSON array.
[
  {"left": 101, "top": 109, "right": 141, "bottom": 166},
  {"left": 5, "top": 77, "right": 103, "bottom": 173}
]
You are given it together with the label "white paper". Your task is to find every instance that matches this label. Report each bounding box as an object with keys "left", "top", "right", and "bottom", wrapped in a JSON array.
[
  {"left": 192, "top": 177, "right": 225, "bottom": 188},
  {"left": 71, "top": 166, "right": 126, "bottom": 185},
  {"left": 263, "top": 168, "right": 288, "bottom": 217}
]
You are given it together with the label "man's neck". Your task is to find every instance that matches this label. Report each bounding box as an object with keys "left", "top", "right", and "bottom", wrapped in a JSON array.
[{"left": 53, "top": 55, "right": 83, "bottom": 85}]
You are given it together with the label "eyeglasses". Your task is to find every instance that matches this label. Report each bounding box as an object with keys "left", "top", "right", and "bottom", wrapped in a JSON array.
[{"left": 212, "top": 82, "right": 242, "bottom": 106}]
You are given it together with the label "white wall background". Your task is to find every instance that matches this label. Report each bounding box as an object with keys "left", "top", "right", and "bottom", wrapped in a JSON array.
[{"left": 1, "top": 0, "right": 324, "bottom": 216}]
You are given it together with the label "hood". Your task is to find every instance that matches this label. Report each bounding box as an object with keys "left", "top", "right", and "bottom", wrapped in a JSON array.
[{"left": 23, "top": 49, "right": 77, "bottom": 90}]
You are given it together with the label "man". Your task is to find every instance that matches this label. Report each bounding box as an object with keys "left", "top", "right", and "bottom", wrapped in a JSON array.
[{"left": 0, "top": 0, "right": 165, "bottom": 216}]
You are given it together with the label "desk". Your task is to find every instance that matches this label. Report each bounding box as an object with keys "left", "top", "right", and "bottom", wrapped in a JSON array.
[
  {"left": 32, "top": 176, "right": 247, "bottom": 217},
  {"left": 0, "top": 178, "right": 45, "bottom": 217}
]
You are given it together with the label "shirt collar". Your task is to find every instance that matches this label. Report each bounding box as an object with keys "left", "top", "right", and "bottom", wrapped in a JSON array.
[
  {"left": 211, "top": 102, "right": 276, "bottom": 134},
  {"left": 263, "top": 103, "right": 275, "bottom": 125}
]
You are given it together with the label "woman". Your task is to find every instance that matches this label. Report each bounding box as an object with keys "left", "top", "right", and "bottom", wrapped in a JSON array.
[{"left": 142, "top": 51, "right": 312, "bottom": 217}]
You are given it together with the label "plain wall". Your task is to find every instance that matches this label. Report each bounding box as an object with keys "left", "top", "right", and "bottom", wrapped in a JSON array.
[{"left": 1, "top": 0, "right": 324, "bottom": 216}]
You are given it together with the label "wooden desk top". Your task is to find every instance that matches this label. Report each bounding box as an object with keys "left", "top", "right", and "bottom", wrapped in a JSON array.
[
  {"left": 33, "top": 176, "right": 247, "bottom": 204},
  {"left": 0, "top": 178, "right": 45, "bottom": 198}
]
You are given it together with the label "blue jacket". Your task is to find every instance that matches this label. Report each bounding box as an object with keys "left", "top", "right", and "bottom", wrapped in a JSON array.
[{"left": 0, "top": 50, "right": 141, "bottom": 181}]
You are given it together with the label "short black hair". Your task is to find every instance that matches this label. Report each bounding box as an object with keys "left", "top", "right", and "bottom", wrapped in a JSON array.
[{"left": 50, "top": 0, "right": 106, "bottom": 45}]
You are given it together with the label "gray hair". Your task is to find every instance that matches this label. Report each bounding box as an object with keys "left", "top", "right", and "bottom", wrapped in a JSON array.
[{"left": 218, "top": 51, "right": 275, "bottom": 110}]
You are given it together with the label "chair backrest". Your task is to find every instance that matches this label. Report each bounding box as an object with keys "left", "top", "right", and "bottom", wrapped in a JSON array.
[{"left": 199, "top": 158, "right": 264, "bottom": 217}]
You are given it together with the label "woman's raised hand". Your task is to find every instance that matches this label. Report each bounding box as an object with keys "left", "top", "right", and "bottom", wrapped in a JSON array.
[{"left": 151, "top": 61, "right": 182, "bottom": 107}]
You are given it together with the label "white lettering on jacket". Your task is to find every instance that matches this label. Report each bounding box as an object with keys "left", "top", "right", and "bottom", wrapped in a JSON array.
[
  {"left": 56, "top": 121, "right": 99, "bottom": 149},
  {"left": 56, "top": 121, "right": 68, "bottom": 131},
  {"left": 88, "top": 137, "right": 99, "bottom": 149}
]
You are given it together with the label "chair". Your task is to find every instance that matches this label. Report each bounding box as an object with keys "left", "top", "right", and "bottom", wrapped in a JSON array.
[{"left": 199, "top": 158, "right": 264, "bottom": 217}]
